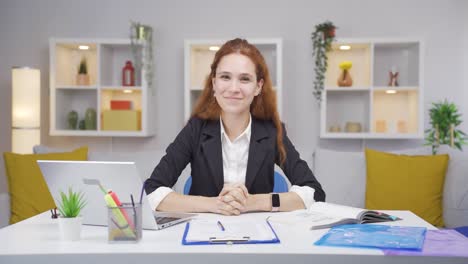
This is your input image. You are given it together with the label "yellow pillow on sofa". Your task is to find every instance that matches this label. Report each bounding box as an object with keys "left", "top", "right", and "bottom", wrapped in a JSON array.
[
  {"left": 3, "top": 147, "right": 88, "bottom": 224},
  {"left": 365, "top": 148, "right": 449, "bottom": 227}
]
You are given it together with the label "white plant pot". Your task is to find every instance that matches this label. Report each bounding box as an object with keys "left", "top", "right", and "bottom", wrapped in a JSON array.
[{"left": 58, "top": 216, "right": 83, "bottom": 241}]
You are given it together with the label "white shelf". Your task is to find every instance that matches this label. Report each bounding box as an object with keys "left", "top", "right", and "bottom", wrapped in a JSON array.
[
  {"left": 325, "top": 87, "right": 370, "bottom": 91},
  {"left": 320, "top": 38, "right": 423, "bottom": 139},
  {"left": 373, "top": 86, "right": 418, "bottom": 91},
  {"left": 100, "top": 86, "right": 143, "bottom": 91},
  {"left": 184, "top": 38, "right": 283, "bottom": 122},
  {"left": 50, "top": 130, "right": 153, "bottom": 137},
  {"left": 49, "top": 38, "right": 155, "bottom": 137},
  {"left": 321, "top": 132, "right": 422, "bottom": 139},
  {"left": 56, "top": 86, "right": 98, "bottom": 90}
]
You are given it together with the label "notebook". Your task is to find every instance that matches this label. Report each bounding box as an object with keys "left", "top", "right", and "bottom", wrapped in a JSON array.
[{"left": 37, "top": 160, "right": 195, "bottom": 230}]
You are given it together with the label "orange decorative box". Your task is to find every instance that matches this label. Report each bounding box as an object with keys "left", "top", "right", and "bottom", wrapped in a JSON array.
[
  {"left": 102, "top": 110, "right": 141, "bottom": 131},
  {"left": 110, "top": 100, "right": 132, "bottom": 110}
]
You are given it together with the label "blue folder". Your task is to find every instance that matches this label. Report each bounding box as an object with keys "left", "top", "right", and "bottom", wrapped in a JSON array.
[
  {"left": 182, "top": 220, "right": 280, "bottom": 245},
  {"left": 315, "top": 224, "right": 427, "bottom": 250}
]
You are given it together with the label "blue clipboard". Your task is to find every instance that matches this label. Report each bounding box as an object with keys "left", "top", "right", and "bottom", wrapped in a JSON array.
[{"left": 182, "top": 220, "right": 280, "bottom": 245}]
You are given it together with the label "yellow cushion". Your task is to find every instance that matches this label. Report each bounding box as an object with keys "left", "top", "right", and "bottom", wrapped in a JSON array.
[
  {"left": 3, "top": 147, "right": 88, "bottom": 224},
  {"left": 365, "top": 148, "right": 449, "bottom": 227}
]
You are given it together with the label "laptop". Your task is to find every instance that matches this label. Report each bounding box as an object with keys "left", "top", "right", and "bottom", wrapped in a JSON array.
[{"left": 37, "top": 160, "right": 195, "bottom": 230}]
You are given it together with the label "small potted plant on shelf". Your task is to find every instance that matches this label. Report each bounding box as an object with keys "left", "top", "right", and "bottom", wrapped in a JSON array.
[
  {"left": 56, "top": 187, "right": 87, "bottom": 241},
  {"left": 76, "top": 56, "right": 90, "bottom": 86},
  {"left": 311, "top": 20, "right": 337, "bottom": 102},
  {"left": 425, "top": 99, "right": 467, "bottom": 155}
]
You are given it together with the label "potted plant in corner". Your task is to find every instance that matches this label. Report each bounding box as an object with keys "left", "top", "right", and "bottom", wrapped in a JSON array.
[
  {"left": 56, "top": 187, "right": 87, "bottom": 241},
  {"left": 76, "top": 57, "right": 90, "bottom": 86},
  {"left": 311, "top": 21, "right": 337, "bottom": 102},
  {"left": 425, "top": 99, "right": 467, "bottom": 154}
]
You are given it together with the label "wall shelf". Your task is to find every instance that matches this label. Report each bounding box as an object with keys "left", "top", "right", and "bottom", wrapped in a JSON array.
[
  {"left": 320, "top": 38, "right": 423, "bottom": 139},
  {"left": 49, "top": 38, "right": 155, "bottom": 137}
]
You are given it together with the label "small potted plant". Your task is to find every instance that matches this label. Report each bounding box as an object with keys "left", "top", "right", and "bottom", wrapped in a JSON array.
[
  {"left": 425, "top": 99, "right": 467, "bottom": 154},
  {"left": 76, "top": 57, "right": 90, "bottom": 86},
  {"left": 56, "top": 187, "right": 87, "bottom": 241}
]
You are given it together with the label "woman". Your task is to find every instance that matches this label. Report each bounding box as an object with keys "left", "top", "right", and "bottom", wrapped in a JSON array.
[{"left": 145, "top": 38, "right": 325, "bottom": 215}]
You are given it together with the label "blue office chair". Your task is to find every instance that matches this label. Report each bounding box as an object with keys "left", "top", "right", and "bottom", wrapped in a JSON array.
[{"left": 183, "top": 171, "right": 288, "bottom": 195}]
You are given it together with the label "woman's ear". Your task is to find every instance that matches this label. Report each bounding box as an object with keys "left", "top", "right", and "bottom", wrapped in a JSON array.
[{"left": 255, "top": 79, "right": 264, "bottom": 96}]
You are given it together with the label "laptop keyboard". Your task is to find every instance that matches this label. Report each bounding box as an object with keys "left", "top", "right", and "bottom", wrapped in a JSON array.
[{"left": 155, "top": 216, "right": 180, "bottom": 225}]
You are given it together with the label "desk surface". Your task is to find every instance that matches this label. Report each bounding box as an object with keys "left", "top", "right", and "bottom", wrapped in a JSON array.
[{"left": 0, "top": 210, "right": 465, "bottom": 264}]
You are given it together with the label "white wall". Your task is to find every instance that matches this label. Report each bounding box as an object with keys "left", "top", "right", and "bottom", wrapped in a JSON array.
[
  {"left": 0, "top": 0, "right": 467, "bottom": 194},
  {"left": 463, "top": 0, "right": 468, "bottom": 134}
]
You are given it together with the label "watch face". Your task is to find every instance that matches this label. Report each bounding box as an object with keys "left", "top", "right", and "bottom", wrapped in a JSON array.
[{"left": 272, "top": 193, "right": 280, "bottom": 208}]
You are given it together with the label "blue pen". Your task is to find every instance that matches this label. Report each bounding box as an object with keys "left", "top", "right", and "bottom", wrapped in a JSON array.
[{"left": 217, "top": 221, "right": 225, "bottom": 231}]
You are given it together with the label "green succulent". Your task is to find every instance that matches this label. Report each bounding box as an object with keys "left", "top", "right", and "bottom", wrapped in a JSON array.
[
  {"left": 78, "top": 57, "right": 88, "bottom": 74},
  {"left": 57, "top": 188, "right": 87, "bottom": 218},
  {"left": 425, "top": 99, "right": 467, "bottom": 154}
]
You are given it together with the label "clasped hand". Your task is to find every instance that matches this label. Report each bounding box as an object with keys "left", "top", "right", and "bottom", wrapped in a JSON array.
[{"left": 215, "top": 183, "right": 249, "bottom": 215}]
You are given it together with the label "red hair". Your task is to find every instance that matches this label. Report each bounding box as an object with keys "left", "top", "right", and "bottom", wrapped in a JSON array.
[{"left": 191, "top": 38, "right": 286, "bottom": 164}]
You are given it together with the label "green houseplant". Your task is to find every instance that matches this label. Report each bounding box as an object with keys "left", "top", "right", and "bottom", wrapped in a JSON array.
[
  {"left": 56, "top": 188, "right": 86, "bottom": 240},
  {"left": 76, "top": 57, "right": 90, "bottom": 85},
  {"left": 311, "top": 21, "right": 337, "bottom": 102},
  {"left": 425, "top": 100, "right": 467, "bottom": 155}
]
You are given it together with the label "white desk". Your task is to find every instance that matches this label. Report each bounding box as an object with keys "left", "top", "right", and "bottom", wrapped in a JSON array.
[{"left": 0, "top": 210, "right": 465, "bottom": 264}]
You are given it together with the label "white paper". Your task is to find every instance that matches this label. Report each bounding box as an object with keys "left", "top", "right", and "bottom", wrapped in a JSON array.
[{"left": 185, "top": 219, "right": 276, "bottom": 242}]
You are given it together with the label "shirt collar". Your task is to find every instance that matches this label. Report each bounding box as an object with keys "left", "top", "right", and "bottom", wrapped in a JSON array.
[{"left": 220, "top": 114, "right": 252, "bottom": 144}]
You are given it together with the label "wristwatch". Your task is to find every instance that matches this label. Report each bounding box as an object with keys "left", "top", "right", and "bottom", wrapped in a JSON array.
[{"left": 271, "top": 193, "right": 280, "bottom": 212}]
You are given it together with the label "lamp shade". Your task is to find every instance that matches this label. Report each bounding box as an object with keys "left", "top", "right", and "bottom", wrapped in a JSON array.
[{"left": 11, "top": 67, "right": 40, "bottom": 154}]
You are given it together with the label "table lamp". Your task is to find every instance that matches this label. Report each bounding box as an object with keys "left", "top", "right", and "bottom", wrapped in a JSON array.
[{"left": 11, "top": 67, "right": 40, "bottom": 154}]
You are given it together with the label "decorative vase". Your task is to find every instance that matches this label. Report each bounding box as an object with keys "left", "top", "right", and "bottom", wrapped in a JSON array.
[
  {"left": 79, "top": 120, "right": 86, "bottom": 130},
  {"left": 67, "top": 111, "right": 78, "bottom": 130},
  {"left": 76, "top": 74, "right": 90, "bottom": 86},
  {"left": 122, "top": 61, "right": 135, "bottom": 86},
  {"left": 85, "top": 108, "right": 96, "bottom": 130},
  {"left": 337, "top": 69, "right": 353, "bottom": 87},
  {"left": 58, "top": 216, "right": 83, "bottom": 241},
  {"left": 345, "top": 122, "right": 362, "bottom": 132}
]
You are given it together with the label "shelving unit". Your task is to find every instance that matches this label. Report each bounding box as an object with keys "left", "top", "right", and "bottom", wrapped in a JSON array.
[
  {"left": 184, "top": 38, "right": 282, "bottom": 121},
  {"left": 49, "top": 38, "right": 155, "bottom": 137},
  {"left": 320, "top": 39, "right": 423, "bottom": 139}
]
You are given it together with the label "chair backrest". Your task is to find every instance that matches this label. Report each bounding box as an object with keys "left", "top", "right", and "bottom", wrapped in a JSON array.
[{"left": 183, "top": 171, "right": 288, "bottom": 195}]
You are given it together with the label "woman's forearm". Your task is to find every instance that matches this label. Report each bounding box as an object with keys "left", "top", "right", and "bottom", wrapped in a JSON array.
[
  {"left": 245, "top": 192, "right": 305, "bottom": 212},
  {"left": 156, "top": 192, "right": 216, "bottom": 213}
]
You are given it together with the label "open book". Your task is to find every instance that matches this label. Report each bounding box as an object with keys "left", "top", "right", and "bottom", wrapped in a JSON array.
[
  {"left": 307, "top": 202, "right": 401, "bottom": 230},
  {"left": 269, "top": 202, "right": 401, "bottom": 230}
]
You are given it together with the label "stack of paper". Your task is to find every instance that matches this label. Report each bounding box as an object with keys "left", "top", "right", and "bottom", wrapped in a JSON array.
[{"left": 182, "top": 219, "right": 279, "bottom": 245}]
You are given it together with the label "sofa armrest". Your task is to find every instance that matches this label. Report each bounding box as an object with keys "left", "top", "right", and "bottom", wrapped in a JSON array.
[
  {"left": 443, "top": 154, "right": 468, "bottom": 228},
  {"left": 0, "top": 192, "right": 10, "bottom": 228}
]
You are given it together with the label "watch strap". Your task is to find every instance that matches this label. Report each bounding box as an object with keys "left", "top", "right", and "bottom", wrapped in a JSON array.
[{"left": 271, "top": 193, "right": 280, "bottom": 212}]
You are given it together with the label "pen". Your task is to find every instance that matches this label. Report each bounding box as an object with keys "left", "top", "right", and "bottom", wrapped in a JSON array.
[
  {"left": 130, "top": 194, "right": 137, "bottom": 233},
  {"left": 217, "top": 220, "right": 225, "bottom": 231}
]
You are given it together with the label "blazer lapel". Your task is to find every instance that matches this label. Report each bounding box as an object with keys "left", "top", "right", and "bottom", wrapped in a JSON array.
[
  {"left": 200, "top": 120, "right": 224, "bottom": 192},
  {"left": 245, "top": 119, "right": 269, "bottom": 190}
]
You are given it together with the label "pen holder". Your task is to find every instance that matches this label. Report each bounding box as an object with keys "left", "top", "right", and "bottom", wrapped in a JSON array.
[{"left": 107, "top": 202, "right": 142, "bottom": 243}]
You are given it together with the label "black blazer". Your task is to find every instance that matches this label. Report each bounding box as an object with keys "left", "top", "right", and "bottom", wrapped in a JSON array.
[{"left": 146, "top": 117, "right": 325, "bottom": 202}]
